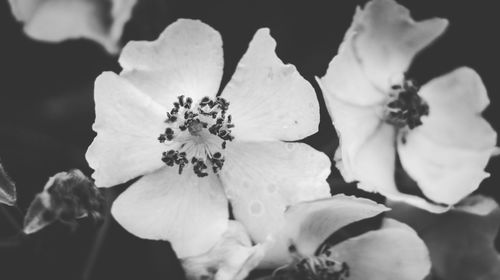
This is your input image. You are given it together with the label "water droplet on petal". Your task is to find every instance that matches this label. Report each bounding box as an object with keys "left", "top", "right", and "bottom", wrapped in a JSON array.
[{"left": 249, "top": 200, "right": 264, "bottom": 216}]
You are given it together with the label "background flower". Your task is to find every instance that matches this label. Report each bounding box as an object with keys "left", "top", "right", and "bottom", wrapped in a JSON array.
[
  {"left": 255, "top": 195, "right": 430, "bottom": 280},
  {"left": 8, "top": 0, "right": 137, "bottom": 53},
  {"left": 318, "top": 0, "right": 497, "bottom": 211}
]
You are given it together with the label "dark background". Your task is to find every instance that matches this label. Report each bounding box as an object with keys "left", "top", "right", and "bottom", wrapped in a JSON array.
[{"left": 0, "top": 0, "right": 498, "bottom": 279}]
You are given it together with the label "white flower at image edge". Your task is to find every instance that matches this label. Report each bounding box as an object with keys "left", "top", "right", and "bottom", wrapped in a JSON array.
[
  {"left": 257, "top": 195, "right": 430, "bottom": 280},
  {"left": 8, "top": 0, "right": 137, "bottom": 54},
  {"left": 318, "top": 0, "right": 497, "bottom": 212},
  {"left": 86, "top": 19, "right": 331, "bottom": 258}
]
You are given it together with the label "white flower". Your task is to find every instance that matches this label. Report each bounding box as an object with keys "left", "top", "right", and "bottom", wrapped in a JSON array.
[
  {"left": 257, "top": 195, "right": 431, "bottom": 280},
  {"left": 8, "top": 0, "right": 137, "bottom": 54},
  {"left": 181, "top": 221, "right": 267, "bottom": 280},
  {"left": 86, "top": 19, "right": 330, "bottom": 258},
  {"left": 317, "top": 0, "right": 497, "bottom": 212},
  {"left": 388, "top": 196, "right": 500, "bottom": 280}
]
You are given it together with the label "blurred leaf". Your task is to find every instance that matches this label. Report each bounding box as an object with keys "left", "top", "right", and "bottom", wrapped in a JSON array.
[
  {"left": 0, "top": 161, "right": 16, "bottom": 205},
  {"left": 388, "top": 199, "right": 500, "bottom": 280}
]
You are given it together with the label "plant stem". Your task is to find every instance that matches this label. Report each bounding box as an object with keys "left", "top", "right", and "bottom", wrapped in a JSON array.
[{"left": 81, "top": 190, "right": 114, "bottom": 280}]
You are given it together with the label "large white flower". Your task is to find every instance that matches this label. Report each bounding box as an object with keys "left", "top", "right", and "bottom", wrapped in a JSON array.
[
  {"left": 86, "top": 19, "right": 330, "bottom": 258},
  {"left": 318, "top": 0, "right": 497, "bottom": 212},
  {"left": 8, "top": 0, "right": 137, "bottom": 54},
  {"left": 256, "top": 195, "right": 431, "bottom": 280}
]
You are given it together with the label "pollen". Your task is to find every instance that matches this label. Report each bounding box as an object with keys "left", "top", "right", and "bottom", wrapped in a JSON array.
[
  {"left": 383, "top": 79, "right": 429, "bottom": 129},
  {"left": 274, "top": 253, "right": 350, "bottom": 280},
  {"left": 158, "top": 95, "right": 235, "bottom": 177}
]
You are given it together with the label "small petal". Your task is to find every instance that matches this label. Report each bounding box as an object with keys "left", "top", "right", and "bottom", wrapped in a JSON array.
[
  {"left": 86, "top": 72, "right": 167, "bottom": 187},
  {"left": 352, "top": 0, "right": 448, "bottom": 91},
  {"left": 111, "top": 167, "right": 228, "bottom": 258},
  {"left": 329, "top": 218, "right": 430, "bottom": 280},
  {"left": 119, "top": 19, "right": 223, "bottom": 108},
  {"left": 8, "top": 0, "right": 137, "bottom": 53},
  {"left": 0, "top": 161, "right": 16, "bottom": 206},
  {"left": 182, "top": 221, "right": 267, "bottom": 280},
  {"left": 398, "top": 68, "right": 497, "bottom": 205},
  {"left": 388, "top": 200, "right": 500, "bottom": 280},
  {"left": 223, "top": 28, "right": 320, "bottom": 141},
  {"left": 220, "top": 141, "right": 330, "bottom": 250}
]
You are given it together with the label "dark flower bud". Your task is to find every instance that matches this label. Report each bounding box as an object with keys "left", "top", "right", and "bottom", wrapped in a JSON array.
[{"left": 23, "top": 169, "right": 105, "bottom": 234}]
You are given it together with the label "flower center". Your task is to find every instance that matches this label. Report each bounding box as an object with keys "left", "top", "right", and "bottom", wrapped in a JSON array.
[
  {"left": 274, "top": 254, "right": 350, "bottom": 280},
  {"left": 296, "top": 255, "right": 350, "bottom": 280},
  {"left": 158, "top": 95, "right": 235, "bottom": 177},
  {"left": 383, "top": 79, "right": 429, "bottom": 129}
]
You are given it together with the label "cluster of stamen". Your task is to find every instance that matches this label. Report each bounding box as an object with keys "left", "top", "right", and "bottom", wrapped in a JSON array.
[
  {"left": 273, "top": 246, "right": 350, "bottom": 280},
  {"left": 384, "top": 79, "right": 429, "bottom": 129},
  {"left": 274, "top": 255, "right": 350, "bottom": 280},
  {"left": 295, "top": 254, "right": 350, "bottom": 280},
  {"left": 158, "top": 95, "right": 235, "bottom": 177}
]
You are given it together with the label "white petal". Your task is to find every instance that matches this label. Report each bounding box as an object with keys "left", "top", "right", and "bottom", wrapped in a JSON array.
[
  {"left": 111, "top": 167, "right": 228, "bottom": 258},
  {"left": 119, "top": 19, "right": 223, "bottom": 108},
  {"left": 182, "top": 221, "right": 267, "bottom": 280},
  {"left": 316, "top": 84, "right": 389, "bottom": 184},
  {"left": 329, "top": 218, "right": 430, "bottom": 280},
  {"left": 220, "top": 141, "right": 330, "bottom": 250},
  {"left": 318, "top": 27, "right": 386, "bottom": 107},
  {"left": 388, "top": 200, "right": 500, "bottom": 280},
  {"left": 261, "top": 195, "right": 389, "bottom": 268},
  {"left": 223, "top": 29, "right": 320, "bottom": 142},
  {"left": 352, "top": 0, "right": 448, "bottom": 91},
  {"left": 9, "top": 0, "right": 136, "bottom": 53},
  {"left": 398, "top": 68, "right": 497, "bottom": 205},
  {"left": 86, "top": 72, "right": 168, "bottom": 188}
]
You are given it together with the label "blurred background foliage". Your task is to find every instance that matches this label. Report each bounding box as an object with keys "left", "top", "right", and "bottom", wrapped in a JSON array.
[{"left": 0, "top": 0, "right": 498, "bottom": 279}]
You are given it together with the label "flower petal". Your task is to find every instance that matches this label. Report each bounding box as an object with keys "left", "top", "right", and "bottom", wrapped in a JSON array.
[
  {"left": 316, "top": 83, "right": 389, "bottom": 184},
  {"left": 111, "top": 167, "right": 228, "bottom": 258},
  {"left": 220, "top": 141, "right": 330, "bottom": 248},
  {"left": 9, "top": 0, "right": 136, "bottom": 53},
  {"left": 223, "top": 28, "right": 320, "bottom": 142},
  {"left": 86, "top": 72, "right": 168, "bottom": 187},
  {"left": 119, "top": 19, "right": 223, "bottom": 108},
  {"left": 388, "top": 200, "right": 500, "bottom": 280},
  {"left": 182, "top": 221, "right": 267, "bottom": 280},
  {"left": 329, "top": 218, "right": 430, "bottom": 280},
  {"left": 398, "top": 68, "right": 497, "bottom": 205},
  {"left": 352, "top": 0, "right": 448, "bottom": 91},
  {"left": 318, "top": 24, "right": 386, "bottom": 106}
]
